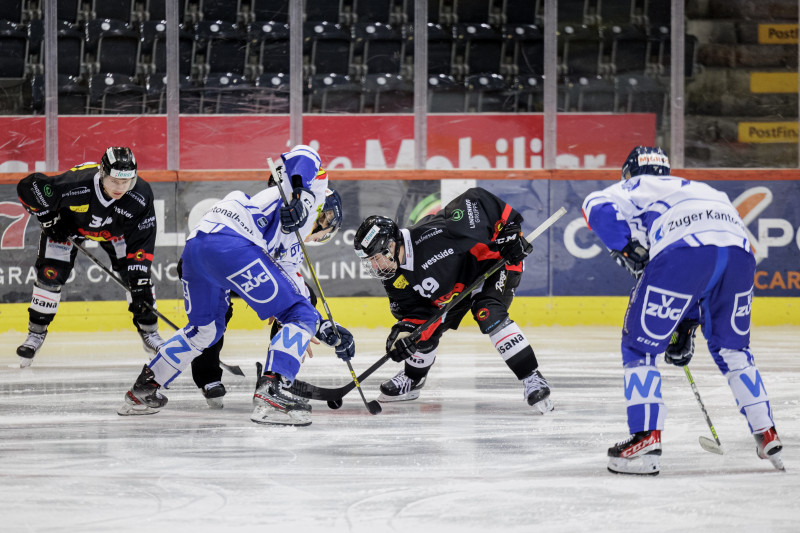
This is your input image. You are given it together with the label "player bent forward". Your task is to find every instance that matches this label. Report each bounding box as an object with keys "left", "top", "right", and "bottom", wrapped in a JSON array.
[
  {"left": 16, "top": 146, "right": 165, "bottom": 367},
  {"left": 118, "top": 145, "right": 354, "bottom": 426},
  {"left": 583, "top": 146, "right": 784, "bottom": 475},
  {"left": 353, "top": 187, "right": 553, "bottom": 414}
]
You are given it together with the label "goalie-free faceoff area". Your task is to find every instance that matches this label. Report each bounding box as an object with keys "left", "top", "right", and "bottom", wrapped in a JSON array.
[{"left": 1, "top": 325, "right": 796, "bottom": 532}]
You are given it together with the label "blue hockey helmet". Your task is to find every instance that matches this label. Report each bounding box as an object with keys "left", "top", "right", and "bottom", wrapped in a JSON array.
[
  {"left": 308, "top": 188, "right": 343, "bottom": 244},
  {"left": 621, "top": 146, "right": 670, "bottom": 181}
]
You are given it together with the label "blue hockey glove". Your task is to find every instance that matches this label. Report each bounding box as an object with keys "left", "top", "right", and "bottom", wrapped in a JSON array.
[
  {"left": 610, "top": 240, "right": 649, "bottom": 279},
  {"left": 316, "top": 320, "right": 355, "bottom": 361},
  {"left": 665, "top": 319, "right": 699, "bottom": 367},
  {"left": 386, "top": 321, "right": 418, "bottom": 362},
  {"left": 280, "top": 187, "right": 316, "bottom": 233},
  {"left": 492, "top": 222, "right": 532, "bottom": 264}
]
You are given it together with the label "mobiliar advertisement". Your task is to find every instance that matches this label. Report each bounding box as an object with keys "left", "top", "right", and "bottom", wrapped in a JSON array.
[
  {"left": 1, "top": 178, "right": 798, "bottom": 304},
  {"left": 0, "top": 114, "right": 655, "bottom": 172}
]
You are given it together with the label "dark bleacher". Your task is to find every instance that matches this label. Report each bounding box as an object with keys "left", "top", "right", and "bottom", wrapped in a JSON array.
[{"left": 1, "top": 0, "right": 693, "bottom": 119}]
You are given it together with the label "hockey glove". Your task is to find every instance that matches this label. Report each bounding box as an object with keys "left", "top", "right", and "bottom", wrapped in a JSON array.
[
  {"left": 280, "top": 187, "right": 316, "bottom": 233},
  {"left": 493, "top": 222, "right": 532, "bottom": 265},
  {"left": 129, "top": 281, "right": 155, "bottom": 317},
  {"left": 386, "top": 321, "right": 418, "bottom": 362},
  {"left": 40, "top": 213, "right": 74, "bottom": 242},
  {"left": 316, "top": 320, "right": 356, "bottom": 361},
  {"left": 610, "top": 240, "right": 649, "bottom": 279},
  {"left": 665, "top": 319, "right": 699, "bottom": 367}
]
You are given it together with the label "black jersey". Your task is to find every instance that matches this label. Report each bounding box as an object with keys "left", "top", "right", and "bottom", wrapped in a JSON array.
[
  {"left": 382, "top": 187, "right": 524, "bottom": 326},
  {"left": 17, "top": 162, "right": 157, "bottom": 284}
]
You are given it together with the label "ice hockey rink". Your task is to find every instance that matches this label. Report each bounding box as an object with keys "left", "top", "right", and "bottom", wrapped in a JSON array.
[{"left": 1, "top": 325, "right": 797, "bottom": 532}]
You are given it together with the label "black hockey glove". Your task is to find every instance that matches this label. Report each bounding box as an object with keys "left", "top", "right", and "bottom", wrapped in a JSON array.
[
  {"left": 493, "top": 222, "right": 532, "bottom": 264},
  {"left": 280, "top": 187, "right": 316, "bottom": 233},
  {"left": 40, "top": 213, "right": 74, "bottom": 242},
  {"left": 316, "top": 320, "right": 356, "bottom": 361},
  {"left": 665, "top": 319, "right": 700, "bottom": 367},
  {"left": 129, "top": 280, "right": 155, "bottom": 316},
  {"left": 386, "top": 321, "right": 418, "bottom": 362},
  {"left": 610, "top": 240, "right": 649, "bottom": 279}
]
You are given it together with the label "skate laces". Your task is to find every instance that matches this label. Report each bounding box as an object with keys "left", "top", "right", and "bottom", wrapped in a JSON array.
[
  {"left": 141, "top": 330, "right": 165, "bottom": 351},
  {"left": 390, "top": 371, "right": 412, "bottom": 388},
  {"left": 523, "top": 371, "right": 548, "bottom": 395},
  {"left": 22, "top": 331, "right": 47, "bottom": 349}
]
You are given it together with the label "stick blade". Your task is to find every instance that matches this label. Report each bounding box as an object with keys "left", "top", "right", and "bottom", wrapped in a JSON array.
[{"left": 699, "top": 436, "right": 724, "bottom": 455}]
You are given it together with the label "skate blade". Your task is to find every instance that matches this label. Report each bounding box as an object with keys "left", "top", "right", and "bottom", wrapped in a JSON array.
[
  {"left": 533, "top": 397, "right": 554, "bottom": 414},
  {"left": 607, "top": 455, "right": 660, "bottom": 476},
  {"left": 768, "top": 452, "right": 786, "bottom": 472},
  {"left": 250, "top": 406, "right": 311, "bottom": 427},
  {"left": 205, "top": 397, "right": 224, "bottom": 409},
  {"left": 19, "top": 357, "right": 33, "bottom": 368},
  {"left": 377, "top": 390, "right": 421, "bottom": 403},
  {"left": 117, "top": 402, "right": 161, "bottom": 416},
  {"left": 699, "top": 436, "right": 724, "bottom": 455}
]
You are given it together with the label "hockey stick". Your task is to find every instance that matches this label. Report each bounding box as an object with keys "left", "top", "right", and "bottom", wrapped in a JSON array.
[
  {"left": 287, "top": 206, "right": 568, "bottom": 402},
  {"left": 68, "top": 238, "right": 245, "bottom": 377},
  {"left": 683, "top": 365, "right": 724, "bottom": 455},
  {"left": 267, "top": 157, "right": 382, "bottom": 415}
]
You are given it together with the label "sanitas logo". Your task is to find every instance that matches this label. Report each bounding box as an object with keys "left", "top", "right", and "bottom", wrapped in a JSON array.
[{"left": 420, "top": 248, "right": 454, "bottom": 270}]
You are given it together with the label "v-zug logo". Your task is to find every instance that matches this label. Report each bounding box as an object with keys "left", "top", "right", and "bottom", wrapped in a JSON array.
[
  {"left": 641, "top": 286, "right": 692, "bottom": 340},
  {"left": 227, "top": 258, "right": 279, "bottom": 303},
  {"left": 731, "top": 287, "right": 753, "bottom": 335}
]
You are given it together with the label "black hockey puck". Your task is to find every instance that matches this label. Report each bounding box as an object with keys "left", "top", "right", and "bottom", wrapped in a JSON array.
[{"left": 327, "top": 399, "right": 343, "bottom": 410}]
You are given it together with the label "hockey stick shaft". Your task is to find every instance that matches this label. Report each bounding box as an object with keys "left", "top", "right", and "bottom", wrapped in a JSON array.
[
  {"left": 69, "top": 238, "right": 245, "bottom": 377},
  {"left": 684, "top": 365, "right": 722, "bottom": 446},
  {"left": 267, "top": 158, "right": 380, "bottom": 413},
  {"left": 288, "top": 205, "right": 568, "bottom": 401}
]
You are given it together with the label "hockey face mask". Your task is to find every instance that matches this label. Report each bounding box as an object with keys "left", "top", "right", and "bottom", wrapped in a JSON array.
[{"left": 361, "top": 241, "right": 399, "bottom": 280}]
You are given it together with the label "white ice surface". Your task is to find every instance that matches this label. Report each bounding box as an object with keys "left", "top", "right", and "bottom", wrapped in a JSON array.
[{"left": 1, "top": 325, "right": 798, "bottom": 532}]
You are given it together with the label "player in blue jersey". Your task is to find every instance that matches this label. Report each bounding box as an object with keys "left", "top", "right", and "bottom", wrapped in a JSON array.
[
  {"left": 118, "top": 145, "right": 354, "bottom": 426},
  {"left": 583, "top": 146, "right": 784, "bottom": 475}
]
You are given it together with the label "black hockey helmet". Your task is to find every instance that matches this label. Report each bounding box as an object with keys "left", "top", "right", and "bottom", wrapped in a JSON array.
[
  {"left": 354, "top": 215, "right": 401, "bottom": 279},
  {"left": 100, "top": 146, "right": 138, "bottom": 191},
  {"left": 308, "top": 188, "right": 343, "bottom": 244},
  {"left": 621, "top": 146, "right": 670, "bottom": 181}
]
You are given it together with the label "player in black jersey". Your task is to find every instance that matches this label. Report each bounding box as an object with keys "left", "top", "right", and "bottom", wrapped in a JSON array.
[
  {"left": 15, "top": 146, "right": 164, "bottom": 367},
  {"left": 353, "top": 187, "right": 554, "bottom": 413}
]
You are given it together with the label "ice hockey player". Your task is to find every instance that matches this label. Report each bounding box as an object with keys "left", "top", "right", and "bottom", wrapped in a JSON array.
[
  {"left": 352, "top": 187, "right": 553, "bottom": 414},
  {"left": 188, "top": 188, "right": 344, "bottom": 409},
  {"left": 16, "top": 146, "right": 165, "bottom": 367},
  {"left": 582, "top": 145, "right": 784, "bottom": 475},
  {"left": 118, "top": 145, "right": 354, "bottom": 426}
]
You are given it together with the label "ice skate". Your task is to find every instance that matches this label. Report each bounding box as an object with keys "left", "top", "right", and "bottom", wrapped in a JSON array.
[
  {"left": 16, "top": 325, "right": 48, "bottom": 368},
  {"left": 607, "top": 430, "right": 662, "bottom": 476},
  {"left": 378, "top": 370, "right": 426, "bottom": 402},
  {"left": 251, "top": 371, "right": 311, "bottom": 426},
  {"left": 754, "top": 426, "right": 785, "bottom": 471},
  {"left": 118, "top": 364, "right": 168, "bottom": 415},
  {"left": 202, "top": 381, "right": 226, "bottom": 409},
  {"left": 523, "top": 369, "right": 554, "bottom": 414},
  {"left": 138, "top": 323, "right": 165, "bottom": 356}
]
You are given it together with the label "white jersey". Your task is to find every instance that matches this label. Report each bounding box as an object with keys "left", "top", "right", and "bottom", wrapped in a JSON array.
[
  {"left": 187, "top": 145, "right": 329, "bottom": 296},
  {"left": 583, "top": 174, "right": 750, "bottom": 258}
]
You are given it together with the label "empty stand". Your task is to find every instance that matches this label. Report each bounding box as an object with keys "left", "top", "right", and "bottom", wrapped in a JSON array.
[
  {"left": 253, "top": 71, "right": 290, "bottom": 112},
  {"left": 195, "top": 21, "right": 249, "bottom": 77},
  {"left": 596, "top": 0, "right": 634, "bottom": 26},
  {"left": 89, "top": 73, "right": 146, "bottom": 114},
  {"left": 306, "top": 73, "right": 363, "bottom": 113},
  {"left": 250, "top": 0, "right": 289, "bottom": 23},
  {"left": 505, "top": 23, "right": 543, "bottom": 76},
  {"left": 86, "top": 19, "right": 141, "bottom": 76},
  {"left": 465, "top": 73, "right": 515, "bottom": 112},
  {"left": 305, "top": 21, "right": 352, "bottom": 76},
  {"left": 453, "top": 0, "right": 495, "bottom": 24},
  {"left": 608, "top": 23, "right": 649, "bottom": 75},
  {"left": 354, "top": 0, "right": 394, "bottom": 24},
  {"left": 0, "top": 0, "right": 23, "bottom": 23},
  {"left": 568, "top": 75, "right": 617, "bottom": 112},
  {"left": 0, "top": 20, "right": 27, "bottom": 78},
  {"left": 456, "top": 23, "right": 504, "bottom": 76},
  {"left": 201, "top": 72, "right": 254, "bottom": 113},
  {"left": 198, "top": 0, "right": 242, "bottom": 23},
  {"left": 92, "top": 0, "right": 135, "bottom": 23},
  {"left": 248, "top": 21, "right": 290, "bottom": 76},
  {"left": 560, "top": 24, "right": 603, "bottom": 77},
  {"left": 428, "top": 73, "right": 466, "bottom": 112},
  {"left": 502, "top": 0, "right": 537, "bottom": 24},
  {"left": 304, "top": 0, "right": 344, "bottom": 23},
  {"left": 353, "top": 22, "right": 405, "bottom": 75},
  {"left": 363, "top": 72, "right": 413, "bottom": 112},
  {"left": 617, "top": 73, "right": 668, "bottom": 126}
]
